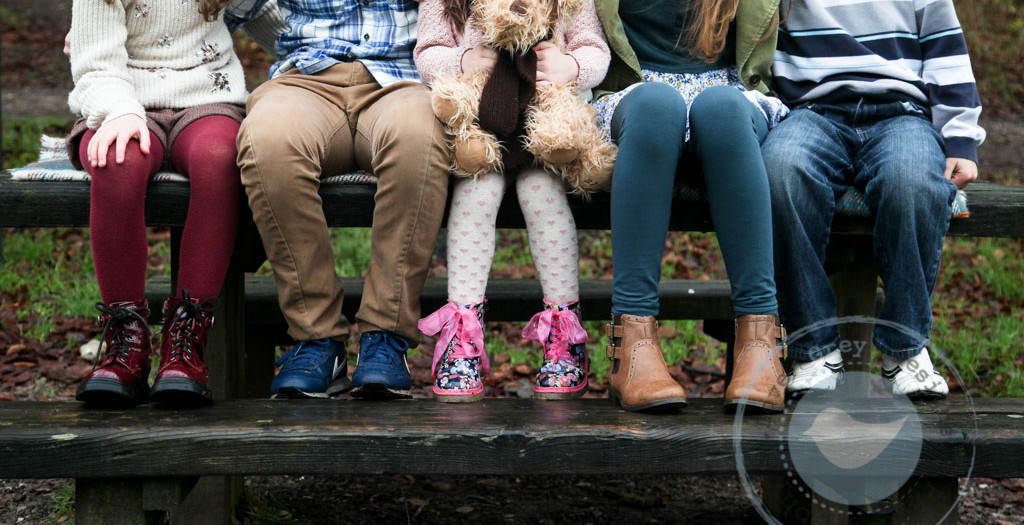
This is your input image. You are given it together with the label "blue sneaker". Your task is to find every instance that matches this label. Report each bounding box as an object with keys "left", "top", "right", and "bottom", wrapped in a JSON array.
[
  {"left": 351, "top": 331, "right": 413, "bottom": 399},
  {"left": 270, "top": 339, "right": 352, "bottom": 399}
]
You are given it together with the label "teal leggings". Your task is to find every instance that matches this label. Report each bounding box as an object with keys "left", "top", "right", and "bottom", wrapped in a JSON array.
[{"left": 610, "top": 83, "right": 778, "bottom": 317}]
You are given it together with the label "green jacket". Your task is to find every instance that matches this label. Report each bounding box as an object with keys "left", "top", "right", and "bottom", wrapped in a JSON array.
[{"left": 593, "top": 0, "right": 780, "bottom": 99}]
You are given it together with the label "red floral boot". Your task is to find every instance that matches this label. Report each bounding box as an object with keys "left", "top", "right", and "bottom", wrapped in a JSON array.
[
  {"left": 150, "top": 290, "right": 218, "bottom": 405},
  {"left": 76, "top": 300, "right": 153, "bottom": 405}
]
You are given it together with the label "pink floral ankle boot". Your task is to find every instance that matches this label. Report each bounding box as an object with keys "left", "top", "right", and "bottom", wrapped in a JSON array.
[
  {"left": 419, "top": 301, "right": 489, "bottom": 403},
  {"left": 524, "top": 301, "right": 590, "bottom": 400}
]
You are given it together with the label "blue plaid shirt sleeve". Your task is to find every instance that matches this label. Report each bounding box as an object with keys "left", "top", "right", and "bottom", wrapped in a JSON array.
[{"left": 224, "top": 0, "right": 271, "bottom": 32}]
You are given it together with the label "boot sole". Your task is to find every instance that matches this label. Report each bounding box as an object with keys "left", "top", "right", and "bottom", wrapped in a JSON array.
[
  {"left": 273, "top": 377, "right": 355, "bottom": 400},
  {"left": 434, "top": 391, "right": 484, "bottom": 403},
  {"left": 724, "top": 399, "right": 784, "bottom": 413},
  {"left": 151, "top": 378, "right": 214, "bottom": 406},
  {"left": 906, "top": 390, "right": 947, "bottom": 400},
  {"left": 76, "top": 377, "right": 147, "bottom": 406},
  {"left": 535, "top": 382, "right": 588, "bottom": 400},
  {"left": 610, "top": 389, "right": 687, "bottom": 413},
  {"left": 350, "top": 382, "right": 412, "bottom": 400}
]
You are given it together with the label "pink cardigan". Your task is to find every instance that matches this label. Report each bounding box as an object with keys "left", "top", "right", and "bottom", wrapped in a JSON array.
[{"left": 413, "top": 0, "right": 610, "bottom": 92}]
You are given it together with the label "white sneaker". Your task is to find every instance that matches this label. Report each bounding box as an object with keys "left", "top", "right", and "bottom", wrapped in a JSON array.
[
  {"left": 882, "top": 348, "right": 949, "bottom": 398},
  {"left": 787, "top": 349, "right": 844, "bottom": 394}
]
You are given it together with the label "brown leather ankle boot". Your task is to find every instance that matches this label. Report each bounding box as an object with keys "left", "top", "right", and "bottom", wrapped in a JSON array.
[
  {"left": 605, "top": 315, "right": 687, "bottom": 412},
  {"left": 725, "top": 314, "right": 788, "bottom": 412}
]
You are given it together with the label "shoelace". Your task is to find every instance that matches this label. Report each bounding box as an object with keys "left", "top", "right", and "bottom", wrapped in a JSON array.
[
  {"left": 544, "top": 321, "right": 573, "bottom": 365},
  {"left": 359, "top": 332, "right": 404, "bottom": 365},
  {"left": 166, "top": 289, "right": 218, "bottom": 368},
  {"left": 275, "top": 340, "right": 331, "bottom": 371},
  {"left": 419, "top": 302, "right": 489, "bottom": 377},
  {"left": 92, "top": 302, "right": 150, "bottom": 370},
  {"left": 522, "top": 305, "right": 588, "bottom": 366}
]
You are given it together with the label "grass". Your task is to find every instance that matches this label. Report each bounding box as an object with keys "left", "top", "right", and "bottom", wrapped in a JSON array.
[
  {"left": 236, "top": 490, "right": 313, "bottom": 525},
  {"left": 47, "top": 483, "right": 74, "bottom": 525},
  {"left": 958, "top": 0, "right": 1024, "bottom": 116},
  {"left": 0, "top": 229, "right": 99, "bottom": 341},
  {"left": 2, "top": 116, "right": 76, "bottom": 169},
  {"left": 930, "top": 234, "right": 1024, "bottom": 396}
]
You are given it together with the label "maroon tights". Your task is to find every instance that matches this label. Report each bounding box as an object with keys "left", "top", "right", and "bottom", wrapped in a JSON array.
[{"left": 82, "top": 115, "right": 241, "bottom": 303}]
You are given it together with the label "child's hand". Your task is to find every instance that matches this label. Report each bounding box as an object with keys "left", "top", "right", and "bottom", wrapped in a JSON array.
[
  {"left": 461, "top": 44, "right": 498, "bottom": 74},
  {"left": 89, "top": 114, "right": 151, "bottom": 168},
  {"left": 534, "top": 41, "right": 578, "bottom": 86},
  {"left": 944, "top": 157, "right": 978, "bottom": 189},
  {"left": 63, "top": 30, "right": 71, "bottom": 58}
]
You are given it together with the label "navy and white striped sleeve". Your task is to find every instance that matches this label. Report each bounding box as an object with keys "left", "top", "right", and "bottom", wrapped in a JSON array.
[{"left": 916, "top": 0, "right": 985, "bottom": 162}]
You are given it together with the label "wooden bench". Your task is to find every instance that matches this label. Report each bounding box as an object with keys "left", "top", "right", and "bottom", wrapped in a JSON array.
[
  {"left": 2, "top": 172, "right": 1024, "bottom": 524},
  {"left": 0, "top": 398, "right": 1021, "bottom": 524}
]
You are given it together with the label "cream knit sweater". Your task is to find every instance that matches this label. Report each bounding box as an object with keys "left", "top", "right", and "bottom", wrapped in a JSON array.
[{"left": 69, "top": 0, "right": 248, "bottom": 130}]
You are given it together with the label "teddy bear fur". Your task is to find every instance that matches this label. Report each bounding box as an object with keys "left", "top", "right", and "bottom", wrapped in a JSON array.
[{"left": 430, "top": 0, "right": 616, "bottom": 196}]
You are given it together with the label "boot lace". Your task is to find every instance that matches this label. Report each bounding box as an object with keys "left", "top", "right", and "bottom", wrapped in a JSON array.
[
  {"left": 275, "top": 339, "right": 332, "bottom": 371},
  {"left": 166, "top": 289, "right": 217, "bottom": 368},
  {"left": 93, "top": 302, "right": 150, "bottom": 370},
  {"left": 522, "top": 303, "right": 588, "bottom": 367},
  {"left": 544, "top": 319, "right": 573, "bottom": 365},
  {"left": 359, "top": 332, "right": 407, "bottom": 366},
  {"left": 419, "top": 302, "right": 488, "bottom": 378}
]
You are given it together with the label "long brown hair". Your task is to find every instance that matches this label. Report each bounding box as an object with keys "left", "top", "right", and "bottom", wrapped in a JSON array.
[
  {"left": 441, "top": 0, "right": 473, "bottom": 34},
  {"left": 682, "top": 0, "right": 739, "bottom": 63},
  {"left": 682, "top": 0, "right": 779, "bottom": 63},
  {"left": 199, "top": 0, "right": 232, "bottom": 21}
]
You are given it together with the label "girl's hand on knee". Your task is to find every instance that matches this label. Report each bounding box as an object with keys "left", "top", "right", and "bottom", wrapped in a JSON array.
[
  {"left": 533, "top": 41, "right": 578, "bottom": 86},
  {"left": 89, "top": 114, "right": 151, "bottom": 168},
  {"left": 944, "top": 157, "right": 978, "bottom": 189}
]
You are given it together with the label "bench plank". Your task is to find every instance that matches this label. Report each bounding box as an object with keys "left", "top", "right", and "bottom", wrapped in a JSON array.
[
  {"left": 3, "top": 175, "right": 1021, "bottom": 237},
  {"left": 0, "top": 398, "right": 1017, "bottom": 479},
  {"left": 145, "top": 276, "right": 737, "bottom": 325}
]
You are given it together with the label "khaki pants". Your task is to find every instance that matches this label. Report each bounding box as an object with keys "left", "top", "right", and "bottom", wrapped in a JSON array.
[{"left": 237, "top": 63, "right": 449, "bottom": 345}]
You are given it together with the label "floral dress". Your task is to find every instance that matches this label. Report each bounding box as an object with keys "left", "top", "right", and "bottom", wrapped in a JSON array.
[{"left": 592, "top": 66, "right": 789, "bottom": 142}]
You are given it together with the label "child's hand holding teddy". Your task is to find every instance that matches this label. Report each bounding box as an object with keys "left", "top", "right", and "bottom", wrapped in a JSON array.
[
  {"left": 533, "top": 41, "right": 578, "bottom": 86},
  {"left": 461, "top": 44, "right": 499, "bottom": 74}
]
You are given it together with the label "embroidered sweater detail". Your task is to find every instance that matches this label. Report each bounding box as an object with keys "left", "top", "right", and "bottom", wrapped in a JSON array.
[{"left": 69, "top": 0, "right": 247, "bottom": 129}]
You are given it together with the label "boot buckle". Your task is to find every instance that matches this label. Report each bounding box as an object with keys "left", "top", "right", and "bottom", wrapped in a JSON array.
[
  {"left": 605, "top": 316, "right": 621, "bottom": 360},
  {"left": 777, "top": 323, "right": 788, "bottom": 359}
]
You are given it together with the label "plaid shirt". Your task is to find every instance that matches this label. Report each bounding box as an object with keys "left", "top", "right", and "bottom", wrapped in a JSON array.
[{"left": 226, "top": 0, "right": 420, "bottom": 86}]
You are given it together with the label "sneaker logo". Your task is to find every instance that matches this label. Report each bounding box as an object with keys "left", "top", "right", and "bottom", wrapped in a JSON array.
[
  {"left": 331, "top": 356, "right": 346, "bottom": 380},
  {"left": 803, "top": 407, "right": 909, "bottom": 470}
]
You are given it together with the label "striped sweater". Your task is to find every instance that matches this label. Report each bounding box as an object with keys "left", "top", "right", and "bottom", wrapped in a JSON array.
[{"left": 773, "top": 0, "right": 985, "bottom": 161}]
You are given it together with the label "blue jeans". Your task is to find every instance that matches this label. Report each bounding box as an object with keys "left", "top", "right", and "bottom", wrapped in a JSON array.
[
  {"left": 609, "top": 83, "right": 777, "bottom": 318},
  {"left": 762, "top": 101, "right": 957, "bottom": 360}
]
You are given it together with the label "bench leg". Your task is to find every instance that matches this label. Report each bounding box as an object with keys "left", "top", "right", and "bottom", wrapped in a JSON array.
[
  {"left": 245, "top": 326, "right": 277, "bottom": 398},
  {"left": 206, "top": 269, "right": 246, "bottom": 400},
  {"left": 888, "top": 478, "right": 959, "bottom": 525},
  {"left": 760, "top": 474, "right": 851, "bottom": 525},
  {"left": 76, "top": 478, "right": 164, "bottom": 525},
  {"left": 829, "top": 236, "right": 878, "bottom": 375},
  {"left": 169, "top": 476, "right": 243, "bottom": 525}
]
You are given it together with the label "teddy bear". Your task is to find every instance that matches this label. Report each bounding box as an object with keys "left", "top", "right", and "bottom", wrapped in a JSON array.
[{"left": 429, "top": 0, "right": 616, "bottom": 196}]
